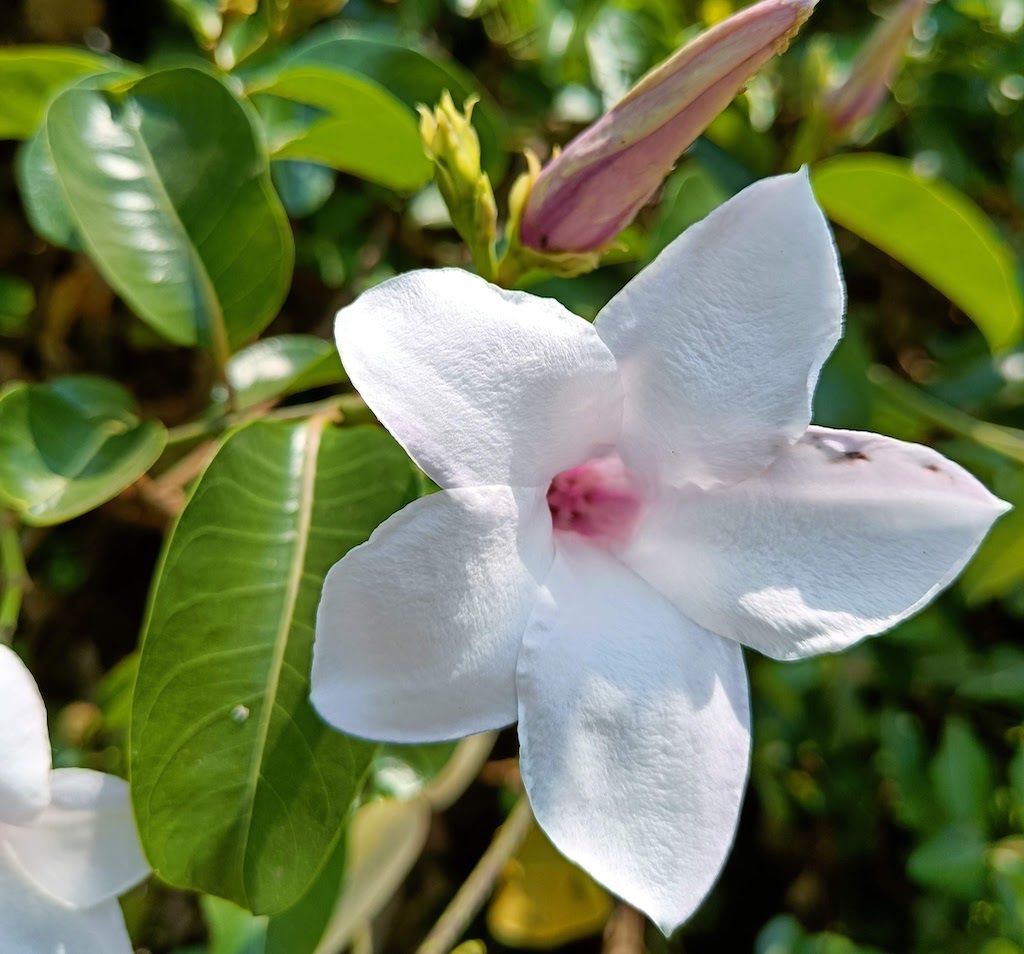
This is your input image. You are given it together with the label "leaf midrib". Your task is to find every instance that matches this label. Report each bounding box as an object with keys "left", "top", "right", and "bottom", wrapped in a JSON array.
[{"left": 236, "top": 416, "right": 326, "bottom": 908}]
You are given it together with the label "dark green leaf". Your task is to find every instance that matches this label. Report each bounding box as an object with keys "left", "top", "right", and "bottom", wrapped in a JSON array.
[
  {"left": 0, "top": 376, "right": 166, "bottom": 526},
  {"left": 131, "top": 420, "right": 416, "bottom": 913},
  {"left": 227, "top": 334, "right": 345, "bottom": 411},
  {"left": 929, "top": 718, "right": 994, "bottom": 827},
  {"left": 0, "top": 274, "right": 35, "bottom": 335},
  {"left": 271, "top": 160, "right": 335, "bottom": 218},
  {"left": 813, "top": 154, "right": 1024, "bottom": 352},
  {"left": 265, "top": 833, "right": 346, "bottom": 954},
  {"left": 45, "top": 67, "right": 293, "bottom": 351},
  {"left": 907, "top": 825, "right": 989, "bottom": 899}
]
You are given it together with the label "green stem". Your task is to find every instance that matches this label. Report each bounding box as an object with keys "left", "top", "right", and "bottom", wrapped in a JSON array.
[
  {"left": 415, "top": 795, "right": 533, "bottom": 954},
  {"left": 869, "top": 365, "right": 1024, "bottom": 467},
  {"left": 165, "top": 393, "right": 372, "bottom": 448},
  {"left": 0, "top": 512, "right": 29, "bottom": 646}
]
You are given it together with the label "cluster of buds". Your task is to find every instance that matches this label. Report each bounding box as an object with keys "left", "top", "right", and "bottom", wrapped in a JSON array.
[
  {"left": 420, "top": 0, "right": 928, "bottom": 279},
  {"left": 418, "top": 92, "right": 499, "bottom": 280}
]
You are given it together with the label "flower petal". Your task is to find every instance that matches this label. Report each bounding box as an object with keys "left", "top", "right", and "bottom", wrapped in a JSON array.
[
  {"left": 4, "top": 768, "right": 149, "bottom": 909},
  {"left": 0, "top": 843, "right": 134, "bottom": 954},
  {"left": 622, "top": 427, "right": 1010, "bottom": 660},
  {"left": 336, "top": 268, "right": 622, "bottom": 488},
  {"left": 516, "top": 540, "right": 750, "bottom": 935},
  {"left": 594, "top": 170, "right": 843, "bottom": 490},
  {"left": 312, "top": 485, "right": 553, "bottom": 743},
  {"left": 0, "top": 645, "right": 51, "bottom": 825}
]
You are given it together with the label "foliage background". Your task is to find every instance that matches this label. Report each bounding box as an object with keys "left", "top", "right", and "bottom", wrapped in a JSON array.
[{"left": 1, "top": 0, "right": 1024, "bottom": 952}]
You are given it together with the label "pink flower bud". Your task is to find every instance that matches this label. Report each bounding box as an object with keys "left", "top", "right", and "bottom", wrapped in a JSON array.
[
  {"left": 822, "top": 0, "right": 930, "bottom": 133},
  {"left": 519, "top": 0, "right": 817, "bottom": 253}
]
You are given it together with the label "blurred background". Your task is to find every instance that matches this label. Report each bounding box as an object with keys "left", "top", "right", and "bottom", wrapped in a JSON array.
[{"left": 2, "top": 0, "right": 1024, "bottom": 952}]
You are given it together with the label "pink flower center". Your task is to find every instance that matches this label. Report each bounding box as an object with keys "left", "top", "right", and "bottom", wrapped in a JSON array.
[{"left": 546, "top": 456, "right": 645, "bottom": 546}]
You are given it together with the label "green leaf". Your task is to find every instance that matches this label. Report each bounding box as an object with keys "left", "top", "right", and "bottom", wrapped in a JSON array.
[
  {"left": 15, "top": 131, "right": 79, "bottom": 249},
  {"left": 265, "top": 833, "right": 346, "bottom": 954},
  {"left": 0, "top": 274, "right": 35, "bottom": 336},
  {"left": 271, "top": 160, "right": 335, "bottom": 218},
  {"left": 251, "top": 65, "right": 430, "bottom": 192},
  {"left": 907, "top": 824, "right": 989, "bottom": 899},
  {"left": 812, "top": 154, "right": 1024, "bottom": 352},
  {"left": 929, "top": 717, "right": 994, "bottom": 827},
  {"left": 0, "top": 376, "right": 167, "bottom": 526},
  {"left": 0, "top": 46, "right": 113, "bottom": 140},
  {"left": 131, "top": 420, "right": 417, "bottom": 914},
  {"left": 274, "top": 32, "right": 508, "bottom": 179},
  {"left": 201, "top": 895, "right": 267, "bottom": 954},
  {"left": 227, "top": 334, "right": 345, "bottom": 411},
  {"left": 370, "top": 742, "right": 459, "bottom": 800},
  {"left": 876, "top": 710, "right": 934, "bottom": 831},
  {"left": 45, "top": 67, "right": 293, "bottom": 352}
]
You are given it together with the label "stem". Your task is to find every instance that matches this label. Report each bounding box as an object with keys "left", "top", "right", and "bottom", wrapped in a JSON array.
[
  {"left": 0, "top": 512, "right": 29, "bottom": 646},
  {"left": 415, "top": 795, "right": 534, "bottom": 954},
  {"left": 869, "top": 365, "right": 1024, "bottom": 467},
  {"left": 165, "top": 393, "right": 371, "bottom": 447}
]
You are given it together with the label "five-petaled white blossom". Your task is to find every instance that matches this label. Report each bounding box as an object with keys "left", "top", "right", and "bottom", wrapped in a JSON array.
[
  {"left": 311, "top": 170, "right": 1008, "bottom": 933},
  {"left": 0, "top": 644, "right": 149, "bottom": 953}
]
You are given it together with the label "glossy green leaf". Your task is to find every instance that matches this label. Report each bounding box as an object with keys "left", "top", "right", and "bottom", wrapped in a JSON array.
[
  {"left": 277, "top": 32, "right": 508, "bottom": 179},
  {"left": 0, "top": 47, "right": 113, "bottom": 139},
  {"left": 131, "top": 420, "right": 417, "bottom": 914},
  {"left": 0, "top": 376, "right": 167, "bottom": 526},
  {"left": 813, "top": 154, "right": 1024, "bottom": 352},
  {"left": 227, "top": 334, "right": 345, "bottom": 411},
  {"left": 45, "top": 67, "right": 293, "bottom": 351},
  {"left": 15, "top": 130, "right": 79, "bottom": 249},
  {"left": 252, "top": 65, "right": 430, "bottom": 191}
]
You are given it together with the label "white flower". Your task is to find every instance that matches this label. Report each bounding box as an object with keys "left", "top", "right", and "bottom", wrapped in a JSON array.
[
  {"left": 0, "top": 644, "right": 149, "bottom": 953},
  {"left": 311, "top": 171, "right": 1008, "bottom": 933}
]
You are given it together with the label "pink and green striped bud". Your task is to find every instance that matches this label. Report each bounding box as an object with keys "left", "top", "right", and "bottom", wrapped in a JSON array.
[
  {"left": 822, "top": 0, "right": 931, "bottom": 133},
  {"left": 518, "top": 0, "right": 817, "bottom": 254}
]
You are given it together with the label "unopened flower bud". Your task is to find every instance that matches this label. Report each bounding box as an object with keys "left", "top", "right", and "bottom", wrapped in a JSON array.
[
  {"left": 822, "top": 0, "right": 930, "bottom": 133},
  {"left": 518, "top": 0, "right": 817, "bottom": 253},
  {"left": 419, "top": 92, "right": 498, "bottom": 277}
]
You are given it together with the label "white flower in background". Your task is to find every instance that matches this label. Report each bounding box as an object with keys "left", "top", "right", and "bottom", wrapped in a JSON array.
[
  {"left": 311, "top": 171, "right": 1008, "bottom": 933},
  {"left": 0, "top": 644, "right": 149, "bottom": 953}
]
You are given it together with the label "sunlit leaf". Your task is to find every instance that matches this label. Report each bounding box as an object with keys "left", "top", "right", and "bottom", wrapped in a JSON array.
[
  {"left": 274, "top": 31, "right": 509, "bottom": 179},
  {"left": 45, "top": 67, "right": 293, "bottom": 351},
  {"left": 0, "top": 46, "right": 114, "bottom": 140},
  {"left": 251, "top": 65, "right": 430, "bottom": 191},
  {"left": 0, "top": 376, "right": 166, "bottom": 526},
  {"left": 227, "top": 335, "right": 345, "bottom": 411},
  {"left": 813, "top": 154, "right": 1024, "bottom": 351},
  {"left": 487, "top": 822, "right": 613, "bottom": 948},
  {"left": 201, "top": 895, "right": 266, "bottom": 954},
  {"left": 131, "top": 420, "right": 416, "bottom": 914}
]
